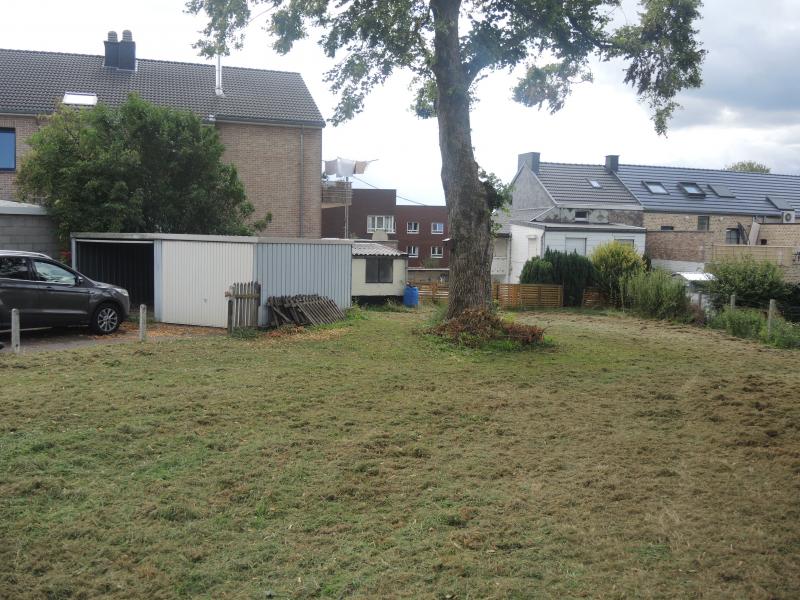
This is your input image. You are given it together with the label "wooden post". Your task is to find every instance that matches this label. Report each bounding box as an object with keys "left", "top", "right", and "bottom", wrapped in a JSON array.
[
  {"left": 11, "top": 308, "right": 20, "bottom": 355},
  {"left": 767, "top": 299, "right": 776, "bottom": 339},
  {"left": 730, "top": 293, "right": 736, "bottom": 310},
  {"left": 227, "top": 298, "right": 234, "bottom": 335},
  {"left": 138, "top": 304, "right": 147, "bottom": 342}
]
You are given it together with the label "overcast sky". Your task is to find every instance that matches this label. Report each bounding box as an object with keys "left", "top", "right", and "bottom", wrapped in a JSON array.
[{"left": 2, "top": 1, "right": 798, "bottom": 205}]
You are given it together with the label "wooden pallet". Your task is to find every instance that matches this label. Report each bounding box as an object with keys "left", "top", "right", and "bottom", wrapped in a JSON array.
[{"left": 266, "top": 295, "right": 346, "bottom": 327}]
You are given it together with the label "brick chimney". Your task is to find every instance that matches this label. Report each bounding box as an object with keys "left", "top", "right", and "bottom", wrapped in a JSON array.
[
  {"left": 518, "top": 152, "right": 541, "bottom": 174},
  {"left": 103, "top": 31, "right": 118, "bottom": 68},
  {"left": 118, "top": 30, "right": 136, "bottom": 71}
]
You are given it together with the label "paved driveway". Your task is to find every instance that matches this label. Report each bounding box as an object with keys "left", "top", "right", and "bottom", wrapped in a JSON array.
[{"left": 0, "top": 321, "right": 222, "bottom": 353}]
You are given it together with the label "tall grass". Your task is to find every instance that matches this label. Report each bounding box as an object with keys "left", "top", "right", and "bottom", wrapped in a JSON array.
[
  {"left": 623, "top": 269, "right": 691, "bottom": 321},
  {"left": 709, "top": 307, "right": 800, "bottom": 348}
]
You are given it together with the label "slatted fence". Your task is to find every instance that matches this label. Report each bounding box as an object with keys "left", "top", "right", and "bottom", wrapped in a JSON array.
[
  {"left": 582, "top": 287, "right": 605, "bottom": 308},
  {"left": 492, "top": 284, "right": 563, "bottom": 309},
  {"left": 415, "top": 282, "right": 450, "bottom": 302},
  {"left": 225, "top": 281, "right": 261, "bottom": 332}
]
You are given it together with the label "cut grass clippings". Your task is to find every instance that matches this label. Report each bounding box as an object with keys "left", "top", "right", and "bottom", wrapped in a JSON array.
[{"left": 1, "top": 309, "right": 799, "bottom": 599}]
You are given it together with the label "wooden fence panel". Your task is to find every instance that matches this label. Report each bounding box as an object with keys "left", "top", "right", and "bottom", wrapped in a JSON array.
[
  {"left": 226, "top": 281, "right": 261, "bottom": 332},
  {"left": 492, "top": 284, "right": 563, "bottom": 309},
  {"left": 582, "top": 287, "right": 604, "bottom": 308}
]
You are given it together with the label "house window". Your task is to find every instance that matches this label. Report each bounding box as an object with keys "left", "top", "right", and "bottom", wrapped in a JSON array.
[
  {"left": 644, "top": 181, "right": 668, "bottom": 195},
  {"left": 616, "top": 239, "right": 635, "bottom": 247},
  {"left": 430, "top": 246, "right": 444, "bottom": 258},
  {"left": 725, "top": 228, "right": 742, "bottom": 245},
  {"left": 575, "top": 210, "right": 589, "bottom": 221},
  {"left": 565, "top": 237, "right": 587, "bottom": 256},
  {"left": 406, "top": 221, "right": 419, "bottom": 234},
  {"left": 407, "top": 245, "right": 419, "bottom": 258},
  {"left": 660, "top": 225, "right": 674, "bottom": 231},
  {"left": 588, "top": 180, "right": 602, "bottom": 189},
  {"left": 367, "top": 215, "right": 395, "bottom": 233},
  {"left": 431, "top": 222, "right": 444, "bottom": 234},
  {"left": 0, "top": 128, "right": 15, "bottom": 171},
  {"left": 365, "top": 257, "right": 393, "bottom": 283},
  {"left": 679, "top": 182, "right": 705, "bottom": 197},
  {"left": 697, "top": 216, "right": 710, "bottom": 231}
]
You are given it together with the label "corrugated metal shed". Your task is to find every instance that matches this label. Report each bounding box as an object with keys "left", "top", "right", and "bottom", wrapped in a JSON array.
[
  {"left": 616, "top": 164, "right": 800, "bottom": 216},
  {"left": 71, "top": 233, "right": 352, "bottom": 328}
]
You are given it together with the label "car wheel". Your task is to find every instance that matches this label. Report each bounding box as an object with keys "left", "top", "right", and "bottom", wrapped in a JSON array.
[{"left": 91, "top": 303, "right": 121, "bottom": 335}]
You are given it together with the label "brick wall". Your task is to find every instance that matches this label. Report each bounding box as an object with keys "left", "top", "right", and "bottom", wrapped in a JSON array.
[
  {"left": 0, "top": 115, "right": 40, "bottom": 202},
  {"left": 0, "top": 213, "right": 60, "bottom": 257},
  {"left": 644, "top": 212, "right": 755, "bottom": 261},
  {"left": 216, "top": 121, "right": 322, "bottom": 237},
  {"left": 320, "top": 189, "right": 396, "bottom": 239},
  {"left": 395, "top": 205, "right": 449, "bottom": 268},
  {"left": 758, "top": 224, "right": 800, "bottom": 248}
]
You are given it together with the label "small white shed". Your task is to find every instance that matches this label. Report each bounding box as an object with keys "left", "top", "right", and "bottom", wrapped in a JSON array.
[
  {"left": 71, "top": 233, "right": 352, "bottom": 327},
  {"left": 351, "top": 242, "right": 408, "bottom": 302}
]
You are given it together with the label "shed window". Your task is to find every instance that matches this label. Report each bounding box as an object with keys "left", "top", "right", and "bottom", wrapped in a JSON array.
[
  {"left": 644, "top": 182, "right": 668, "bottom": 195},
  {"left": 0, "top": 128, "right": 15, "bottom": 171},
  {"left": 406, "top": 221, "right": 419, "bottom": 234},
  {"left": 365, "top": 257, "right": 393, "bottom": 283},
  {"left": 697, "top": 216, "right": 710, "bottom": 231},
  {"left": 431, "top": 222, "right": 444, "bottom": 234}
]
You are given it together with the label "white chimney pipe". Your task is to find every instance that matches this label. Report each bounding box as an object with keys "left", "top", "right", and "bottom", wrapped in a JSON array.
[{"left": 215, "top": 55, "right": 225, "bottom": 97}]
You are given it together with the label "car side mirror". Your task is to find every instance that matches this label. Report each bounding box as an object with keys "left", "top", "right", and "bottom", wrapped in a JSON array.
[{"left": 76, "top": 276, "right": 84, "bottom": 286}]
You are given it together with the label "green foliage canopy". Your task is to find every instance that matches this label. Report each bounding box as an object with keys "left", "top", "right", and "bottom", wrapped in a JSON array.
[
  {"left": 706, "top": 256, "right": 787, "bottom": 309},
  {"left": 724, "top": 160, "right": 771, "bottom": 174},
  {"left": 17, "top": 94, "right": 267, "bottom": 243}
]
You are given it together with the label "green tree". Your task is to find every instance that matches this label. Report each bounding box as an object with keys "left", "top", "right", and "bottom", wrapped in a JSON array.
[
  {"left": 187, "top": 0, "right": 705, "bottom": 317},
  {"left": 520, "top": 250, "right": 595, "bottom": 306},
  {"left": 725, "top": 160, "right": 771, "bottom": 174},
  {"left": 17, "top": 94, "right": 268, "bottom": 244},
  {"left": 591, "top": 242, "right": 645, "bottom": 307}
]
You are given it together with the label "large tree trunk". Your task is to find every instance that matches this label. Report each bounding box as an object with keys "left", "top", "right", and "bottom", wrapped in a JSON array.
[{"left": 431, "top": 0, "right": 493, "bottom": 319}]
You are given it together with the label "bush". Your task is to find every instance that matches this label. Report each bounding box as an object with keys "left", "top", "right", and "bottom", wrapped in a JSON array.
[
  {"left": 520, "top": 249, "right": 595, "bottom": 306},
  {"left": 623, "top": 269, "right": 691, "bottom": 321},
  {"left": 709, "top": 308, "right": 766, "bottom": 340},
  {"left": 706, "top": 257, "right": 787, "bottom": 309},
  {"left": 764, "top": 318, "right": 800, "bottom": 349},
  {"left": 591, "top": 242, "right": 645, "bottom": 307},
  {"left": 430, "top": 308, "right": 544, "bottom": 349}
]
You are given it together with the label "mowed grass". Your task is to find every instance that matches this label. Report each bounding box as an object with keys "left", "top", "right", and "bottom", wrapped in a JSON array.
[{"left": 1, "top": 309, "right": 799, "bottom": 599}]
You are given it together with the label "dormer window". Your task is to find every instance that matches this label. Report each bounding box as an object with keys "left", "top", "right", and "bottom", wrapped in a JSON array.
[
  {"left": 588, "top": 179, "right": 602, "bottom": 189},
  {"left": 575, "top": 210, "right": 589, "bottom": 221},
  {"left": 679, "top": 182, "right": 705, "bottom": 197},
  {"left": 644, "top": 181, "right": 668, "bottom": 195}
]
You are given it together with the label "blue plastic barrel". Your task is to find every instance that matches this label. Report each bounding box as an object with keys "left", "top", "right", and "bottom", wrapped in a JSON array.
[{"left": 403, "top": 284, "right": 419, "bottom": 307}]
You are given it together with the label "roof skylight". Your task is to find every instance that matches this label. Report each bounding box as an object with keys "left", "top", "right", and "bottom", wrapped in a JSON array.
[
  {"left": 709, "top": 183, "right": 735, "bottom": 198},
  {"left": 588, "top": 179, "right": 602, "bottom": 189},
  {"left": 679, "top": 182, "right": 706, "bottom": 197},
  {"left": 643, "top": 181, "right": 668, "bottom": 195},
  {"left": 62, "top": 92, "right": 98, "bottom": 106}
]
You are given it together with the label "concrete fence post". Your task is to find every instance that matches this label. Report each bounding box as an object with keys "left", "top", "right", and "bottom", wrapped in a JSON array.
[
  {"left": 139, "top": 304, "right": 147, "bottom": 342},
  {"left": 730, "top": 294, "right": 736, "bottom": 310},
  {"left": 11, "top": 308, "right": 20, "bottom": 355},
  {"left": 767, "top": 299, "right": 776, "bottom": 339}
]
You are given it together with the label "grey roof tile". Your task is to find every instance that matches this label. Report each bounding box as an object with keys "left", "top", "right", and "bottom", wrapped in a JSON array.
[
  {"left": 0, "top": 48, "right": 325, "bottom": 127},
  {"left": 536, "top": 163, "right": 641, "bottom": 207},
  {"left": 616, "top": 164, "right": 800, "bottom": 216},
  {"left": 352, "top": 242, "right": 406, "bottom": 257}
]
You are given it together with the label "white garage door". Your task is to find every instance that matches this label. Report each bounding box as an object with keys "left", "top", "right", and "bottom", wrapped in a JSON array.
[{"left": 160, "top": 241, "right": 254, "bottom": 327}]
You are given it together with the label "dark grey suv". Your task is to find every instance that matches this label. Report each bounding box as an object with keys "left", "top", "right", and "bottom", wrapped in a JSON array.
[{"left": 0, "top": 251, "right": 130, "bottom": 334}]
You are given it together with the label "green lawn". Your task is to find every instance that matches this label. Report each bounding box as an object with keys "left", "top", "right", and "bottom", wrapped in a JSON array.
[{"left": 1, "top": 309, "right": 799, "bottom": 599}]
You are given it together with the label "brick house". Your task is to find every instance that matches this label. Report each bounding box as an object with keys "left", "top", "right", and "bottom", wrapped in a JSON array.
[
  {"left": 613, "top": 161, "right": 800, "bottom": 277},
  {"left": 320, "top": 187, "right": 450, "bottom": 271},
  {"left": 0, "top": 30, "right": 325, "bottom": 247}
]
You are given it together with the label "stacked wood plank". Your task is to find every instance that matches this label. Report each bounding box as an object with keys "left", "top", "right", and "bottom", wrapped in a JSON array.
[{"left": 266, "top": 295, "right": 346, "bottom": 327}]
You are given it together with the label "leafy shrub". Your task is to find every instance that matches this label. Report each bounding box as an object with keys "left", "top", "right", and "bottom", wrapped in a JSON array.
[
  {"left": 778, "top": 283, "right": 800, "bottom": 323},
  {"left": 591, "top": 242, "right": 645, "bottom": 307},
  {"left": 709, "top": 308, "right": 766, "bottom": 340},
  {"left": 623, "top": 269, "right": 691, "bottom": 321},
  {"left": 764, "top": 318, "right": 800, "bottom": 349},
  {"left": 706, "top": 257, "right": 787, "bottom": 309},
  {"left": 430, "top": 308, "right": 544, "bottom": 348},
  {"left": 520, "top": 249, "right": 595, "bottom": 306}
]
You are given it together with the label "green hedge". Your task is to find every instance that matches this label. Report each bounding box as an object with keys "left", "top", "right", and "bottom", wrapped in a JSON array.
[
  {"left": 520, "top": 249, "right": 595, "bottom": 306},
  {"left": 623, "top": 269, "right": 691, "bottom": 321}
]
